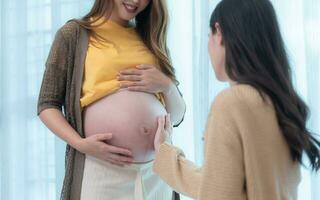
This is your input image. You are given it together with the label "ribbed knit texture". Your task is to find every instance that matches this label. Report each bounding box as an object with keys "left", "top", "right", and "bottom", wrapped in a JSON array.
[{"left": 153, "top": 84, "right": 301, "bottom": 200}]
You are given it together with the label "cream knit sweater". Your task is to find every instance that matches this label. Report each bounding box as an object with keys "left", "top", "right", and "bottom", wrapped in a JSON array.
[{"left": 153, "top": 84, "right": 301, "bottom": 200}]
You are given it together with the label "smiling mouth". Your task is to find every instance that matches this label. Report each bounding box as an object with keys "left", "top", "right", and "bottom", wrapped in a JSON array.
[{"left": 123, "top": 2, "right": 138, "bottom": 13}]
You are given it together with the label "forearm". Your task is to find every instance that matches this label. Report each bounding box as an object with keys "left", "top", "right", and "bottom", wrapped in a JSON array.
[
  {"left": 153, "top": 143, "right": 201, "bottom": 199},
  {"left": 163, "top": 82, "right": 186, "bottom": 126},
  {"left": 38, "top": 108, "right": 83, "bottom": 150}
]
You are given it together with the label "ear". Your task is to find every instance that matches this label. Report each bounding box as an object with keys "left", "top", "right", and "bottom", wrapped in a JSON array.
[{"left": 214, "top": 23, "right": 224, "bottom": 45}]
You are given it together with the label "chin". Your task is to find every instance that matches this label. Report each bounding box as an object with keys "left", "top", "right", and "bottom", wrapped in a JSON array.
[
  {"left": 216, "top": 77, "right": 227, "bottom": 82},
  {"left": 118, "top": 2, "right": 142, "bottom": 21},
  {"left": 214, "top": 73, "right": 229, "bottom": 82},
  {"left": 119, "top": 15, "right": 134, "bottom": 21},
  {"left": 118, "top": 11, "right": 135, "bottom": 21}
]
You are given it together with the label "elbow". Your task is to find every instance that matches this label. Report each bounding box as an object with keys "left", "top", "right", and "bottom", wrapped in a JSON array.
[
  {"left": 37, "top": 102, "right": 62, "bottom": 116},
  {"left": 37, "top": 104, "right": 63, "bottom": 125},
  {"left": 173, "top": 116, "right": 184, "bottom": 128},
  {"left": 37, "top": 107, "right": 49, "bottom": 121},
  {"left": 173, "top": 103, "right": 186, "bottom": 128}
]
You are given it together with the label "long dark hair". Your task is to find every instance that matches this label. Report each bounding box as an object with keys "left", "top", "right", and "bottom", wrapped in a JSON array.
[
  {"left": 73, "top": 0, "right": 177, "bottom": 84},
  {"left": 210, "top": 0, "right": 320, "bottom": 171}
]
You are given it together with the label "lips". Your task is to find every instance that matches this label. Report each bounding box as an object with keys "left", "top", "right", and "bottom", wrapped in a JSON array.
[{"left": 123, "top": 2, "right": 138, "bottom": 13}]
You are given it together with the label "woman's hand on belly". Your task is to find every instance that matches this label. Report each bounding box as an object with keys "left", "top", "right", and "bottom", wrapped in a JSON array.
[
  {"left": 83, "top": 90, "right": 168, "bottom": 163},
  {"left": 118, "top": 64, "right": 172, "bottom": 93},
  {"left": 76, "top": 133, "right": 134, "bottom": 166}
]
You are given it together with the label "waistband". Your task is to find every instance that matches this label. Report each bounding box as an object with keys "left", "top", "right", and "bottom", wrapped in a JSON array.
[{"left": 86, "top": 155, "right": 154, "bottom": 171}]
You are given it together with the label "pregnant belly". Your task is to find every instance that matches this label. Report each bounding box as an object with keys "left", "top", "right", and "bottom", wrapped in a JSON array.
[{"left": 83, "top": 89, "right": 167, "bottom": 163}]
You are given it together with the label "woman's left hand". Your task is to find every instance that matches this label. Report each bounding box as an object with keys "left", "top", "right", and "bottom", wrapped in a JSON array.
[
  {"left": 118, "top": 64, "right": 173, "bottom": 93},
  {"left": 154, "top": 114, "right": 173, "bottom": 152}
]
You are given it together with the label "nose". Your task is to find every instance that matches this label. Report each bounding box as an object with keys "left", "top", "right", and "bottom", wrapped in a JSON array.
[{"left": 132, "top": 0, "right": 139, "bottom": 4}]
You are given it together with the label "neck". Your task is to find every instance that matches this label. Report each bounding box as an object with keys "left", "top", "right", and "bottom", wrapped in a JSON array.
[
  {"left": 109, "top": 12, "right": 129, "bottom": 27},
  {"left": 228, "top": 80, "right": 238, "bottom": 87}
]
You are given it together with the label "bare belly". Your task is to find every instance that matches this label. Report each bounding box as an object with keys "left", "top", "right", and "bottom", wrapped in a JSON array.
[{"left": 83, "top": 89, "right": 167, "bottom": 163}]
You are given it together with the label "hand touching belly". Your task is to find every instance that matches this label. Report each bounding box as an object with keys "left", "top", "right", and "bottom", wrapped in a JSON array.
[{"left": 83, "top": 90, "right": 167, "bottom": 163}]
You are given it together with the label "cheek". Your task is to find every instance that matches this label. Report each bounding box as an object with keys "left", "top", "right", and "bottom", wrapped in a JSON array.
[
  {"left": 208, "top": 38, "right": 215, "bottom": 63},
  {"left": 136, "top": 0, "right": 151, "bottom": 14},
  {"left": 114, "top": 0, "right": 122, "bottom": 8},
  {"left": 208, "top": 38, "right": 219, "bottom": 72},
  {"left": 113, "top": 0, "right": 123, "bottom": 14},
  {"left": 141, "top": 0, "right": 151, "bottom": 8},
  {"left": 208, "top": 37, "right": 226, "bottom": 81}
]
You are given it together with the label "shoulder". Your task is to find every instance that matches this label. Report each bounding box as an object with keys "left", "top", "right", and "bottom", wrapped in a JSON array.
[
  {"left": 210, "top": 84, "right": 270, "bottom": 114},
  {"left": 206, "top": 84, "right": 272, "bottom": 137},
  {"left": 55, "top": 19, "right": 85, "bottom": 42},
  {"left": 46, "top": 20, "right": 87, "bottom": 66}
]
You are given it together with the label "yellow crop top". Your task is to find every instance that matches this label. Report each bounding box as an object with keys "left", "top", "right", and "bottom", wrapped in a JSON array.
[{"left": 80, "top": 18, "right": 165, "bottom": 108}]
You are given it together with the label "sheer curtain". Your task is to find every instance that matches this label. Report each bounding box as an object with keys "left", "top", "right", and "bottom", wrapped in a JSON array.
[
  {"left": 0, "top": 0, "right": 92, "bottom": 199},
  {"left": 0, "top": 0, "right": 319, "bottom": 200}
]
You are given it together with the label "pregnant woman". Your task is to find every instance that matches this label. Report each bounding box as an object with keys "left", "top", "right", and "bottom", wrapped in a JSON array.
[
  {"left": 37, "top": 0, "right": 186, "bottom": 200},
  {"left": 153, "top": 0, "right": 320, "bottom": 199}
]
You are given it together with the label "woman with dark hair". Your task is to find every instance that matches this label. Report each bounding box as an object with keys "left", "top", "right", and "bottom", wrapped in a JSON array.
[
  {"left": 37, "top": 0, "right": 186, "bottom": 199},
  {"left": 153, "top": 0, "right": 320, "bottom": 199}
]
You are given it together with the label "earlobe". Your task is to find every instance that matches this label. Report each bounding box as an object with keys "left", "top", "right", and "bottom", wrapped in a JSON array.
[
  {"left": 217, "top": 33, "right": 224, "bottom": 46},
  {"left": 215, "top": 23, "right": 221, "bottom": 34},
  {"left": 214, "top": 23, "right": 224, "bottom": 45},
  {"left": 220, "top": 37, "right": 224, "bottom": 46}
]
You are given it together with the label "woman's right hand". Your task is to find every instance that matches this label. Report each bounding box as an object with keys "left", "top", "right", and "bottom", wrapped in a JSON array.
[
  {"left": 76, "top": 133, "right": 134, "bottom": 166},
  {"left": 38, "top": 109, "right": 133, "bottom": 166},
  {"left": 154, "top": 115, "right": 173, "bottom": 152}
]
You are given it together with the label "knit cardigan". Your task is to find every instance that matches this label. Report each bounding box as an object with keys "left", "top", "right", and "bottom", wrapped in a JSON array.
[{"left": 37, "top": 20, "right": 183, "bottom": 200}]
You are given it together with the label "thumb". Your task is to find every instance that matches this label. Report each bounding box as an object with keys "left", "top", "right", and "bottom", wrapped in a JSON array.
[
  {"left": 154, "top": 116, "right": 165, "bottom": 150},
  {"left": 165, "top": 114, "right": 172, "bottom": 131},
  {"left": 157, "top": 116, "right": 165, "bottom": 132},
  {"left": 155, "top": 116, "right": 165, "bottom": 138},
  {"left": 96, "top": 133, "right": 113, "bottom": 141}
]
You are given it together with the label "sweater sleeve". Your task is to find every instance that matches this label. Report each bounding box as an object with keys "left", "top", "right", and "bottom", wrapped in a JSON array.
[
  {"left": 198, "top": 111, "right": 246, "bottom": 200},
  {"left": 153, "top": 95, "right": 246, "bottom": 200},
  {"left": 153, "top": 142, "right": 201, "bottom": 199},
  {"left": 37, "top": 29, "right": 69, "bottom": 115}
]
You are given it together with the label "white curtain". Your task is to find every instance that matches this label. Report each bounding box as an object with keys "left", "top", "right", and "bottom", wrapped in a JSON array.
[
  {"left": 0, "top": 0, "right": 92, "bottom": 199},
  {"left": 0, "top": 0, "right": 319, "bottom": 200}
]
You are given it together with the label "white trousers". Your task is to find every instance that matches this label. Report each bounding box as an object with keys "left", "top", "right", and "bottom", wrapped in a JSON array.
[{"left": 80, "top": 155, "right": 173, "bottom": 200}]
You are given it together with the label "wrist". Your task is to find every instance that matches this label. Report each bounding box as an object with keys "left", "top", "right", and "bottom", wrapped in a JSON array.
[
  {"left": 156, "top": 141, "right": 171, "bottom": 152},
  {"left": 155, "top": 142, "right": 164, "bottom": 153},
  {"left": 73, "top": 137, "right": 86, "bottom": 153}
]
